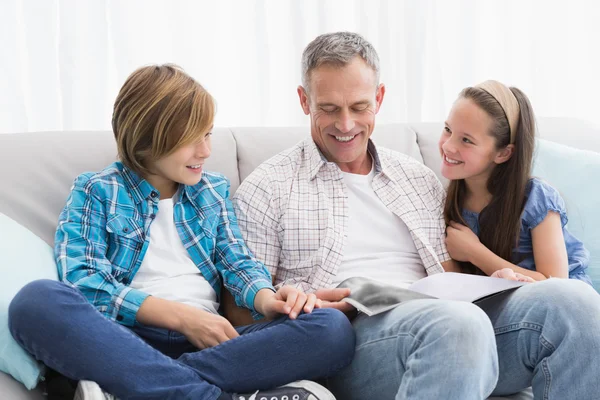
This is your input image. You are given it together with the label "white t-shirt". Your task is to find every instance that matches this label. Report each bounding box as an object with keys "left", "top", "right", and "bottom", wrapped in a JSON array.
[
  {"left": 130, "top": 197, "right": 219, "bottom": 314},
  {"left": 333, "top": 167, "right": 428, "bottom": 289}
]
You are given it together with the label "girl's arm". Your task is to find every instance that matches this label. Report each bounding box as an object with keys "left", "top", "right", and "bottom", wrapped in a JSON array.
[
  {"left": 441, "top": 259, "right": 462, "bottom": 272},
  {"left": 447, "top": 213, "right": 568, "bottom": 280},
  {"left": 471, "top": 212, "right": 568, "bottom": 279},
  {"left": 529, "top": 212, "right": 569, "bottom": 278},
  {"left": 469, "top": 242, "right": 548, "bottom": 280}
]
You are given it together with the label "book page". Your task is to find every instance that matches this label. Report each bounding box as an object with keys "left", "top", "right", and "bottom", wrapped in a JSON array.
[{"left": 407, "top": 272, "right": 526, "bottom": 302}]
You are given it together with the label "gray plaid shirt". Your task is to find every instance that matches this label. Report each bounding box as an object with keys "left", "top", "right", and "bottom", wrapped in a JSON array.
[{"left": 233, "top": 138, "right": 449, "bottom": 292}]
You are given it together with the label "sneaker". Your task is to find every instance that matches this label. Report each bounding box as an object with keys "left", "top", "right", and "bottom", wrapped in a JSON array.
[
  {"left": 74, "top": 380, "right": 117, "bottom": 400},
  {"left": 232, "top": 380, "right": 335, "bottom": 400}
]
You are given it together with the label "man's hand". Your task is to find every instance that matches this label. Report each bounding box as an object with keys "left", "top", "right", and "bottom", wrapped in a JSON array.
[
  {"left": 491, "top": 268, "right": 535, "bottom": 283},
  {"left": 179, "top": 307, "right": 240, "bottom": 349},
  {"left": 255, "top": 286, "right": 319, "bottom": 320},
  {"left": 314, "top": 287, "right": 355, "bottom": 315},
  {"left": 445, "top": 221, "right": 483, "bottom": 262}
]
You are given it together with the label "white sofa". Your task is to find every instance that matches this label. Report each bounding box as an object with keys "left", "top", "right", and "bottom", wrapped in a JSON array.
[{"left": 1, "top": 118, "right": 598, "bottom": 399}]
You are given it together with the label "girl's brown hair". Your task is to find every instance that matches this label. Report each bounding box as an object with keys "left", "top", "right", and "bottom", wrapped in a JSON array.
[
  {"left": 112, "top": 64, "right": 215, "bottom": 176},
  {"left": 444, "top": 86, "right": 536, "bottom": 274}
]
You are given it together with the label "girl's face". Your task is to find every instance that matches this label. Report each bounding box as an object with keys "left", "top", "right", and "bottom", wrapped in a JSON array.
[
  {"left": 438, "top": 98, "right": 512, "bottom": 185},
  {"left": 145, "top": 130, "right": 212, "bottom": 199}
]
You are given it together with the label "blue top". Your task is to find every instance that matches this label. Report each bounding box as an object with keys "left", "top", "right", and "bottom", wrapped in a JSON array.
[
  {"left": 55, "top": 162, "right": 275, "bottom": 327},
  {"left": 462, "top": 178, "right": 591, "bottom": 284}
]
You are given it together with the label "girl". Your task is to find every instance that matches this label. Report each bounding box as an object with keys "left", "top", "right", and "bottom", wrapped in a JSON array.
[
  {"left": 441, "top": 80, "right": 591, "bottom": 284},
  {"left": 8, "top": 65, "right": 354, "bottom": 400}
]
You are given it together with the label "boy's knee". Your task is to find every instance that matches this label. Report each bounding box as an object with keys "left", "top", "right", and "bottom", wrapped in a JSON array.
[
  {"left": 311, "top": 308, "right": 353, "bottom": 333},
  {"left": 10, "top": 279, "right": 61, "bottom": 310},
  {"left": 305, "top": 308, "right": 356, "bottom": 356},
  {"left": 9, "top": 280, "right": 67, "bottom": 331}
]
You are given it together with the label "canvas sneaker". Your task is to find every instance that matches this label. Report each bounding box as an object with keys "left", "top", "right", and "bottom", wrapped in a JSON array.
[
  {"left": 74, "top": 380, "right": 117, "bottom": 400},
  {"left": 232, "top": 380, "right": 335, "bottom": 400}
]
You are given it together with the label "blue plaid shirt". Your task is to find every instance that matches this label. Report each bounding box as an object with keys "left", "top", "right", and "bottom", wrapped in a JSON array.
[{"left": 55, "top": 162, "right": 275, "bottom": 327}]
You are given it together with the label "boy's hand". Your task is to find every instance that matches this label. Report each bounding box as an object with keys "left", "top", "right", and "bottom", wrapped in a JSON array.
[
  {"left": 255, "top": 286, "right": 319, "bottom": 320},
  {"left": 179, "top": 307, "right": 239, "bottom": 349}
]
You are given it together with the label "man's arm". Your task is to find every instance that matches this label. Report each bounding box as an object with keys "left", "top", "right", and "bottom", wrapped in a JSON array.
[{"left": 427, "top": 169, "right": 453, "bottom": 267}]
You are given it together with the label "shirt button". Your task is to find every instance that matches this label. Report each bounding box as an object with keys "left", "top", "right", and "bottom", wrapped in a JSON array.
[
  {"left": 123, "top": 227, "right": 129, "bottom": 233},
  {"left": 116, "top": 315, "right": 124, "bottom": 322},
  {"left": 150, "top": 191, "right": 158, "bottom": 198}
]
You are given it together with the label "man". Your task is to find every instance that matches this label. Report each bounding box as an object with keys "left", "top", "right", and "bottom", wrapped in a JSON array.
[{"left": 233, "top": 32, "right": 600, "bottom": 399}]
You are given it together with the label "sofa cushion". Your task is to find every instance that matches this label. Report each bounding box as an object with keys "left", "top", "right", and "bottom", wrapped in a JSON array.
[
  {"left": 412, "top": 122, "right": 446, "bottom": 184},
  {"left": 0, "top": 129, "right": 239, "bottom": 246},
  {"left": 0, "top": 214, "right": 58, "bottom": 389},
  {"left": 533, "top": 139, "right": 600, "bottom": 291}
]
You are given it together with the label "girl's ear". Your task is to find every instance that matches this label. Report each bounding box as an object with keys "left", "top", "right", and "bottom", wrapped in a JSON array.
[{"left": 494, "top": 144, "right": 515, "bottom": 165}]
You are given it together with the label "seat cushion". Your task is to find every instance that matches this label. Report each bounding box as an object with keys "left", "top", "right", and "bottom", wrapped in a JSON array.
[
  {"left": 0, "top": 371, "right": 45, "bottom": 400},
  {"left": 489, "top": 388, "right": 533, "bottom": 400}
]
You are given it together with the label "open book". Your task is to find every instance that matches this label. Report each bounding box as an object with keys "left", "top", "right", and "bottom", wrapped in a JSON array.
[{"left": 337, "top": 272, "right": 527, "bottom": 316}]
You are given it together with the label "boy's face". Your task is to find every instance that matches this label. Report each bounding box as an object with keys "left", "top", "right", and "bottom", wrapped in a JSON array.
[{"left": 145, "top": 130, "right": 212, "bottom": 199}]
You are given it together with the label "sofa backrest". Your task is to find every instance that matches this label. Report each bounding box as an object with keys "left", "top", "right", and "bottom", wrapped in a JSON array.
[
  {"left": 0, "top": 128, "right": 238, "bottom": 246},
  {"left": 232, "top": 124, "right": 424, "bottom": 183},
  {"left": 0, "top": 118, "right": 598, "bottom": 247}
]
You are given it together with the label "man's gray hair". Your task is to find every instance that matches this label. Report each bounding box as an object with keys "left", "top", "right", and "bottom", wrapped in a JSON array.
[{"left": 301, "top": 32, "right": 380, "bottom": 90}]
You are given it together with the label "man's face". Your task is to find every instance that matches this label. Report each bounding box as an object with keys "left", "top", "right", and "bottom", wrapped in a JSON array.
[{"left": 298, "top": 57, "right": 385, "bottom": 174}]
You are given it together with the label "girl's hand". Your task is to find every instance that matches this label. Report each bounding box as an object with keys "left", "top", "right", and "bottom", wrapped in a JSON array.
[
  {"left": 491, "top": 268, "right": 535, "bottom": 283},
  {"left": 445, "top": 221, "right": 482, "bottom": 262}
]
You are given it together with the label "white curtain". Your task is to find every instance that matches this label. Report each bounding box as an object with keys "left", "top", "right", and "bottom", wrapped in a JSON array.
[{"left": 1, "top": 0, "right": 599, "bottom": 134}]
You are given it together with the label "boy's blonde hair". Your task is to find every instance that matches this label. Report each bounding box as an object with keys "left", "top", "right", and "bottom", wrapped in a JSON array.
[{"left": 112, "top": 64, "right": 215, "bottom": 176}]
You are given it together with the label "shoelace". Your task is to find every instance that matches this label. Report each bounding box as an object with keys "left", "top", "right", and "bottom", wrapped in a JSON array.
[
  {"left": 239, "top": 391, "right": 300, "bottom": 400},
  {"left": 238, "top": 391, "right": 258, "bottom": 400}
]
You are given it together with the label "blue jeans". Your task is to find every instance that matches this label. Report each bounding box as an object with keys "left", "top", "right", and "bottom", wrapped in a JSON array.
[
  {"left": 9, "top": 280, "right": 355, "bottom": 400},
  {"left": 328, "top": 278, "right": 600, "bottom": 400}
]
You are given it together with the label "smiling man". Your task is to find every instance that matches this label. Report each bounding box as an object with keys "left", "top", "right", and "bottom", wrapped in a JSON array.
[{"left": 232, "top": 32, "right": 600, "bottom": 400}]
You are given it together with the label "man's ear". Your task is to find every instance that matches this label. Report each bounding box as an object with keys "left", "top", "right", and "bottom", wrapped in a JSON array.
[
  {"left": 297, "top": 86, "right": 310, "bottom": 115},
  {"left": 375, "top": 83, "right": 385, "bottom": 114},
  {"left": 494, "top": 144, "right": 515, "bottom": 164}
]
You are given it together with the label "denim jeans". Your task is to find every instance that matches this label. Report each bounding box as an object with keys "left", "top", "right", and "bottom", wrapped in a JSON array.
[
  {"left": 328, "top": 278, "right": 600, "bottom": 400},
  {"left": 9, "top": 280, "right": 356, "bottom": 400}
]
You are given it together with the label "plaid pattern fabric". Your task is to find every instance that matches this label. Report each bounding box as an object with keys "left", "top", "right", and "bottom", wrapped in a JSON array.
[
  {"left": 233, "top": 138, "right": 449, "bottom": 293},
  {"left": 55, "top": 162, "right": 274, "bottom": 327}
]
